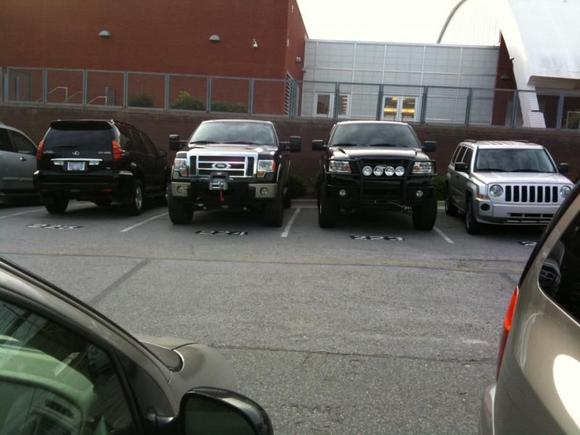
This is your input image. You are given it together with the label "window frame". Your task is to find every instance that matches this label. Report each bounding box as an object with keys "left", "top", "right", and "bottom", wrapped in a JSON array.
[
  {"left": 381, "top": 95, "right": 419, "bottom": 122},
  {"left": 0, "top": 128, "right": 15, "bottom": 153},
  {"left": 314, "top": 93, "right": 333, "bottom": 117},
  {"left": 8, "top": 130, "right": 37, "bottom": 155}
]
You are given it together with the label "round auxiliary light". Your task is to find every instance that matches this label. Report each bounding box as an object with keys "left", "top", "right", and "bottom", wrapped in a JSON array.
[
  {"left": 395, "top": 166, "right": 405, "bottom": 177},
  {"left": 339, "top": 189, "right": 347, "bottom": 197},
  {"left": 416, "top": 190, "right": 424, "bottom": 198},
  {"left": 362, "top": 166, "right": 373, "bottom": 177},
  {"left": 384, "top": 166, "right": 395, "bottom": 176},
  {"left": 374, "top": 166, "right": 385, "bottom": 177},
  {"left": 489, "top": 184, "right": 504, "bottom": 198}
]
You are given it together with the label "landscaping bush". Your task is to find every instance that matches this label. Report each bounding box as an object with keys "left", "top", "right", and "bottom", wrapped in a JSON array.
[
  {"left": 211, "top": 101, "right": 247, "bottom": 113},
  {"left": 128, "top": 93, "right": 155, "bottom": 108},
  {"left": 172, "top": 91, "right": 205, "bottom": 111},
  {"left": 433, "top": 174, "right": 446, "bottom": 200}
]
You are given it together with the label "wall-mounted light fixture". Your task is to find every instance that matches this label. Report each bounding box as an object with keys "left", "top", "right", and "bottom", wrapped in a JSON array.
[
  {"left": 251, "top": 39, "right": 258, "bottom": 49},
  {"left": 295, "top": 56, "right": 303, "bottom": 64},
  {"left": 98, "top": 30, "right": 111, "bottom": 39},
  {"left": 209, "top": 34, "right": 221, "bottom": 42}
]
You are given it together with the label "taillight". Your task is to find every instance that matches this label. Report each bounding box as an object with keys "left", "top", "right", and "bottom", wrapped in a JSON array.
[
  {"left": 112, "top": 140, "right": 123, "bottom": 161},
  {"left": 496, "top": 286, "right": 519, "bottom": 379},
  {"left": 36, "top": 140, "right": 45, "bottom": 161}
]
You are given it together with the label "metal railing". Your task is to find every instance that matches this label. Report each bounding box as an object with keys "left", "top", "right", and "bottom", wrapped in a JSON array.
[{"left": 1, "top": 66, "right": 580, "bottom": 129}]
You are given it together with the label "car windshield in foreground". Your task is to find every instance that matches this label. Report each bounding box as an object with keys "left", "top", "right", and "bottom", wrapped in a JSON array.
[
  {"left": 475, "top": 149, "right": 556, "bottom": 173},
  {"left": 329, "top": 124, "right": 421, "bottom": 148},
  {"left": 190, "top": 122, "right": 276, "bottom": 146}
]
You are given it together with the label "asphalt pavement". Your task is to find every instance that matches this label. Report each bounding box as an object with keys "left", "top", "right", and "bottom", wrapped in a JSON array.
[{"left": 0, "top": 199, "right": 543, "bottom": 434}]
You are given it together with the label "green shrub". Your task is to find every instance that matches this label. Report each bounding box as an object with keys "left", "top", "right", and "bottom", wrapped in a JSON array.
[
  {"left": 287, "top": 175, "right": 307, "bottom": 198},
  {"left": 433, "top": 174, "right": 446, "bottom": 200},
  {"left": 172, "top": 91, "right": 205, "bottom": 111},
  {"left": 128, "top": 93, "right": 155, "bottom": 108},
  {"left": 211, "top": 101, "right": 247, "bottom": 113}
]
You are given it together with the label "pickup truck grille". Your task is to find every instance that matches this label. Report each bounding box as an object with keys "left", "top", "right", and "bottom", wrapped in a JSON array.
[
  {"left": 504, "top": 185, "right": 559, "bottom": 203},
  {"left": 193, "top": 156, "right": 255, "bottom": 178}
]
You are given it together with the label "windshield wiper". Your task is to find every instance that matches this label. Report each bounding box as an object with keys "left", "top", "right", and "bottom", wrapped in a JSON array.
[
  {"left": 189, "top": 140, "right": 215, "bottom": 145},
  {"left": 330, "top": 143, "right": 358, "bottom": 147},
  {"left": 511, "top": 169, "right": 554, "bottom": 173},
  {"left": 222, "top": 141, "right": 259, "bottom": 145},
  {"left": 369, "top": 143, "right": 403, "bottom": 147}
]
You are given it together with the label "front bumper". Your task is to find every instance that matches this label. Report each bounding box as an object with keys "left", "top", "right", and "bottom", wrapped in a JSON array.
[
  {"left": 326, "top": 174, "right": 435, "bottom": 210},
  {"left": 34, "top": 170, "right": 135, "bottom": 202},
  {"left": 171, "top": 176, "right": 278, "bottom": 208},
  {"left": 479, "top": 384, "right": 495, "bottom": 435},
  {"left": 474, "top": 198, "right": 561, "bottom": 225}
]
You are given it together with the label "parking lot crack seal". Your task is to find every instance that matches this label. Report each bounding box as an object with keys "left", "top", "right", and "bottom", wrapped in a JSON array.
[
  {"left": 89, "top": 258, "right": 150, "bottom": 306},
  {"left": 212, "top": 344, "right": 495, "bottom": 365}
]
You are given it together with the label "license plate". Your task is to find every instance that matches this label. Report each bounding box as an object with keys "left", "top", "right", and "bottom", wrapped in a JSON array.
[
  {"left": 209, "top": 178, "right": 227, "bottom": 191},
  {"left": 67, "top": 161, "right": 86, "bottom": 171}
]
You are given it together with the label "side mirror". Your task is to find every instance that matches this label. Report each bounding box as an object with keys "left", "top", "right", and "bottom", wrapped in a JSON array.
[
  {"left": 169, "top": 134, "right": 182, "bottom": 151},
  {"left": 455, "top": 162, "right": 469, "bottom": 173},
  {"left": 289, "top": 136, "right": 302, "bottom": 152},
  {"left": 422, "top": 141, "right": 437, "bottom": 153},
  {"left": 181, "top": 388, "right": 272, "bottom": 435},
  {"left": 558, "top": 163, "right": 569, "bottom": 174},
  {"left": 312, "top": 139, "right": 327, "bottom": 151}
]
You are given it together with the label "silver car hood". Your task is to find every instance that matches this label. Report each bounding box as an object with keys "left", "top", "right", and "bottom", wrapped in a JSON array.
[{"left": 473, "top": 172, "right": 572, "bottom": 185}]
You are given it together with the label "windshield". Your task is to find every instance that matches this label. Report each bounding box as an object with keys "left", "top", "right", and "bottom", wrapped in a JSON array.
[
  {"left": 190, "top": 122, "right": 277, "bottom": 146},
  {"left": 329, "top": 123, "right": 421, "bottom": 148},
  {"left": 475, "top": 149, "right": 556, "bottom": 173}
]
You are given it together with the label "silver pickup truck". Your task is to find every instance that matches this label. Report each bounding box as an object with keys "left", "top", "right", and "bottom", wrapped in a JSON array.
[{"left": 445, "top": 140, "right": 575, "bottom": 234}]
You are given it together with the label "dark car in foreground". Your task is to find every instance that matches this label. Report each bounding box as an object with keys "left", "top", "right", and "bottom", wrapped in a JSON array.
[
  {"left": 0, "top": 122, "right": 38, "bottom": 203},
  {"left": 312, "top": 121, "right": 437, "bottom": 230},
  {"left": 168, "top": 119, "right": 301, "bottom": 227},
  {"left": 480, "top": 182, "right": 580, "bottom": 434},
  {"left": 0, "top": 257, "right": 273, "bottom": 434},
  {"left": 35, "top": 119, "right": 168, "bottom": 215}
]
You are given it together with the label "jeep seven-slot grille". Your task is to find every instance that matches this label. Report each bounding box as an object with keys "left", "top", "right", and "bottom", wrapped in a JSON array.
[
  {"left": 504, "top": 185, "right": 559, "bottom": 203},
  {"left": 194, "top": 156, "right": 255, "bottom": 177}
]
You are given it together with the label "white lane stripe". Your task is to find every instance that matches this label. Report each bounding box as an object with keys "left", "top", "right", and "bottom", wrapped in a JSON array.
[
  {"left": 281, "top": 208, "right": 301, "bottom": 238},
  {"left": 434, "top": 226, "right": 454, "bottom": 244},
  {"left": 120, "top": 212, "right": 168, "bottom": 233},
  {"left": 0, "top": 209, "right": 42, "bottom": 220}
]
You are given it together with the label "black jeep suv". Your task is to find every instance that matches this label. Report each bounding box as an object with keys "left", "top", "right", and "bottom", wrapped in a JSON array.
[
  {"left": 312, "top": 121, "right": 437, "bottom": 230},
  {"left": 35, "top": 120, "right": 168, "bottom": 215}
]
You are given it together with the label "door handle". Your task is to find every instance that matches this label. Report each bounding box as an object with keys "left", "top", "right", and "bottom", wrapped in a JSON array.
[{"left": 20, "top": 157, "right": 27, "bottom": 161}]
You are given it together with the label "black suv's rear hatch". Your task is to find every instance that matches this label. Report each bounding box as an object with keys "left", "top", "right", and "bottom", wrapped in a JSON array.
[{"left": 42, "top": 120, "right": 116, "bottom": 161}]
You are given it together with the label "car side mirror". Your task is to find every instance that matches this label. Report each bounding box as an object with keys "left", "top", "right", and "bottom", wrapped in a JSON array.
[
  {"left": 558, "top": 163, "right": 569, "bottom": 174},
  {"left": 455, "top": 162, "right": 469, "bottom": 173},
  {"left": 181, "top": 388, "right": 272, "bottom": 435},
  {"left": 289, "top": 136, "right": 302, "bottom": 152},
  {"left": 169, "top": 134, "right": 183, "bottom": 151},
  {"left": 422, "top": 141, "right": 437, "bottom": 153},
  {"left": 312, "top": 139, "right": 327, "bottom": 151}
]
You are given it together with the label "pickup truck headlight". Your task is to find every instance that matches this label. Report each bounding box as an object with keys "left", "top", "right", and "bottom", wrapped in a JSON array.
[
  {"left": 173, "top": 158, "right": 188, "bottom": 177},
  {"left": 328, "top": 160, "right": 351, "bottom": 174},
  {"left": 257, "top": 160, "right": 276, "bottom": 177},
  {"left": 489, "top": 184, "right": 504, "bottom": 198},
  {"left": 412, "top": 161, "right": 434, "bottom": 175},
  {"left": 560, "top": 185, "right": 573, "bottom": 199}
]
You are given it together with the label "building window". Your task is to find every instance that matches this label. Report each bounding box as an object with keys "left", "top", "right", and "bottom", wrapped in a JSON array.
[
  {"left": 382, "top": 96, "right": 418, "bottom": 121},
  {"left": 314, "top": 93, "right": 350, "bottom": 118}
]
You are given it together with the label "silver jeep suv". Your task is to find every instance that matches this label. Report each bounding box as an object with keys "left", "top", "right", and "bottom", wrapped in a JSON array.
[{"left": 445, "top": 140, "right": 574, "bottom": 234}]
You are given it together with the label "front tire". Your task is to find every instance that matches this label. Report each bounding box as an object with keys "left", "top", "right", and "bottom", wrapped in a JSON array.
[
  {"left": 465, "top": 197, "right": 482, "bottom": 235},
  {"left": 45, "top": 197, "right": 69, "bottom": 214},
  {"left": 412, "top": 197, "right": 437, "bottom": 230},
  {"left": 168, "top": 193, "right": 193, "bottom": 225},
  {"left": 318, "top": 185, "right": 338, "bottom": 228},
  {"left": 125, "top": 180, "right": 144, "bottom": 216}
]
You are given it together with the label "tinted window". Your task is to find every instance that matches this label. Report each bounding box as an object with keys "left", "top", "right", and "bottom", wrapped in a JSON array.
[
  {"left": 190, "top": 122, "right": 277, "bottom": 146},
  {"left": 0, "top": 129, "right": 13, "bottom": 152},
  {"left": 0, "top": 299, "right": 136, "bottom": 434},
  {"left": 539, "top": 209, "right": 580, "bottom": 322},
  {"left": 475, "top": 149, "right": 556, "bottom": 173},
  {"left": 45, "top": 126, "right": 115, "bottom": 152},
  {"left": 9, "top": 131, "right": 36, "bottom": 154},
  {"left": 463, "top": 148, "right": 474, "bottom": 165},
  {"left": 329, "top": 123, "right": 421, "bottom": 148},
  {"left": 139, "top": 131, "right": 158, "bottom": 155}
]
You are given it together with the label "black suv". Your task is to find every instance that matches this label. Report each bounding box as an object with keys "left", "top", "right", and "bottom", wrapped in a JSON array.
[
  {"left": 312, "top": 121, "right": 437, "bottom": 230},
  {"left": 35, "top": 120, "right": 168, "bottom": 215}
]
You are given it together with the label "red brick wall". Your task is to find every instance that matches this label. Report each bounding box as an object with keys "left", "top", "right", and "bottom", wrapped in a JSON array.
[
  {"left": 284, "top": 0, "right": 307, "bottom": 81},
  {"left": 0, "top": 0, "right": 305, "bottom": 80},
  {"left": 2, "top": 106, "right": 578, "bottom": 191}
]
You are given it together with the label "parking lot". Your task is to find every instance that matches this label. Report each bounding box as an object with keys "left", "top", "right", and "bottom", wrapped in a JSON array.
[{"left": 0, "top": 199, "right": 542, "bottom": 434}]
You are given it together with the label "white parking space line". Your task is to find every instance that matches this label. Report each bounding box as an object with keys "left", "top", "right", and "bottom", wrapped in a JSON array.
[
  {"left": 0, "top": 209, "right": 42, "bottom": 221},
  {"left": 281, "top": 208, "right": 301, "bottom": 238},
  {"left": 120, "top": 212, "right": 168, "bottom": 233},
  {"left": 434, "top": 226, "right": 455, "bottom": 244}
]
